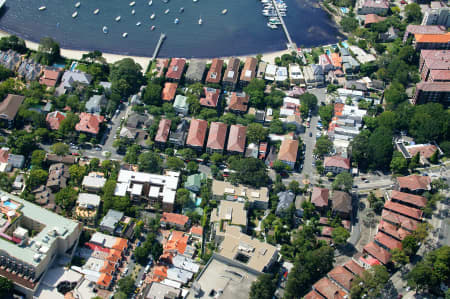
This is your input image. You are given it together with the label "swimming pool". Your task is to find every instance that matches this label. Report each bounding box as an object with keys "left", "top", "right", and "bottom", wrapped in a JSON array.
[
  {"left": 3, "top": 201, "right": 18, "bottom": 210},
  {"left": 52, "top": 63, "right": 65, "bottom": 69},
  {"left": 70, "top": 61, "right": 78, "bottom": 72},
  {"left": 341, "top": 41, "right": 349, "bottom": 48},
  {"left": 195, "top": 197, "right": 202, "bottom": 207}
]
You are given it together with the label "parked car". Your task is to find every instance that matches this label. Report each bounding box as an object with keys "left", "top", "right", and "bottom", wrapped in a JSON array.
[{"left": 309, "top": 132, "right": 312, "bottom": 137}]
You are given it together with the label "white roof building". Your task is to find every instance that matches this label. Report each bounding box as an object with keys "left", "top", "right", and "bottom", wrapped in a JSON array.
[
  {"left": 264, "top": 64, "right": 277, "bottom": 81},
  {"left": 275, "top": 66, "right": 288, "bottom": 82}
]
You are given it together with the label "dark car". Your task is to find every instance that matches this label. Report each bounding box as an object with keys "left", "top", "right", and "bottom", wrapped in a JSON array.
[{"left": 309, "top": 132, "right": 312, "bottom": 137}]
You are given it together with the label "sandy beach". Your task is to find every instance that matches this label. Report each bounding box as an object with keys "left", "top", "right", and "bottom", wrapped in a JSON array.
[{"left": 0, "top": 29, "right": 292, "bottom": 70}]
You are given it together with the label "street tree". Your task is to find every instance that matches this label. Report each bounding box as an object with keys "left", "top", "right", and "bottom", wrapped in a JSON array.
[
  {"left": 166, "top": 156, "right": 185, "bottom": 171},
  {"left": 332, "top": 172, "right": 353, "bottom": 191},
  {"left": 138, "top": 151, "right": 162, "bottom": 173},
  {"left": 249, "top": 274, "right": 277, "bottom": 299},
  {"left": 314, "top": 136, "right": 333, "bottom": 157},
  {"left": 318, "top": 104, "right": 333, "bottom": 128},
  {"left": 0, "top": 277, "right": 13, "bottom": 298},
  {"left": 350, "top": 265, "right": 390, "bottom": 299},
  {"left": 390, "top": 151, "right": 408, "bottom": 174},
  {"left": 332, "top": 226, "right": 350, "bottom": 245}
]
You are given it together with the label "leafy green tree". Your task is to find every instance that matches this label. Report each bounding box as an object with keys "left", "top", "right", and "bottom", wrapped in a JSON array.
[
  {"left": 210, "top": 153, "right": 224, "bottom": 165},
  {"left": 288, "top": 180, "right": 300, "bottom": 194},
  {"left": 384, "top": 82, "right": 407, "bottom": 108},
  {"left": 7, "top": 130, "right": 37, "bottom": 156},
  {"left": 244, "top": 79, "right": 266, "bottom": 109},
  {"left": 350, "top": 130, "right": 370, "bottom": 170},
  {"left": 246, "top": 123, "right": 268, "bottom": 144},
  {"left": 340, "top": 17, "right": 359, "bottom": 32},
  {"left": 429, "top": 150, "right": 439, "bottom": 164},
  {"left": 124, "top": 144, "right": 141, "bottom": 164},
  {"left": 299, "top": 93, "right": 318, "bottom": 114},
  {"left": 186, "top": 161, "right": 198, "bottom": 173},
  {"left": 166, "top": 156, "right": 185, "bottom": 171},
  {"left": 110, "top": 58, "right": 144, "bottom": 98},
  {"left": 265, "top": 89, "right": 285, "bottom": 108},
  {"left": 69, "top": 164, "right": 87, "bottom": 185},
  {"left": 409, "top": 152, "right": 420, "bottom": 170},
  {"left": 37, "top": 37, "right": 60, "bottom": 65},
  {"left": 0, "top": 276, "right": 13, "bottom": 298},
  {"left": 51, "top": 142, "right": 69, "bottom": 156},
  {"left": 31, "top": 149, "right": 46, "bottom": 168},
  {"left": 405, "top": 3, "right": 422, "bottom": 23},
  {"left": 367, "top": 127, "right": 393, "bottom": 170},
  {"left": 27, "top": 169, "right": 48, "bottom": 190},
  {"left": 229, "top": 158, "right": 269, "bottom": 188},
  {"left": 138, "top": 151, "right": 162, "bottom": 173},
  {"left": 390, "top": 151, "right": 408, "bottom": 174},
  {"left": 176, "top": 188, "right": 192, "bottom": 207},
  {"left": 269, "top": 119, "right": 284, "bottom": 134},
  {"left": 377, "top": 111, "right": 397, "bottom": 131},
  {"left": 332, "top": 226, "right": 350, "bottom": 245},
  {"left": 440, "top": 141, "right": 450, "bottom": 157},
  {"left": 55, "top": 187, "right": 78, "bottom": 210},
  {"left": 402, "top": 234, "right": 420, "bottom": 256},
  {"left": 177, "top": 148, "right": 196, "bottom": 160},
  {"left": 142, "top": 82, "right": 162, "bottom": 105},
  {"left": 314, "top": 136, "right": 333, "bottom": 158},
  {"left": 318, "top": 105, "right": 333, "bottom": 128},
  {"left": 350, "top": 265, "right": 390, "bottom": 299},
  {"left": 58, "top": 112, "right": 79, "bottom": 137},
  {"left": 117, "top": 276, "right": 135, "bottom": 296},
  {"left": 391, "top": 248, "right": 409, "bottom": 265},
  {"left": 250, "top": 274, "right": 277, "bottom": 299},
  {"left": 332, "top": 172, "right": 353, "bottom": 191}
]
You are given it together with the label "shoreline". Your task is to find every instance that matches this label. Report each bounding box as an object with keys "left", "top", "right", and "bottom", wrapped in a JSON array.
[{"left": 0, "top": 28, "right": 293, "bottom": 70}]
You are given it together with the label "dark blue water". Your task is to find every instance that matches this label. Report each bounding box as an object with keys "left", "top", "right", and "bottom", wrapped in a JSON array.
[{"left": 0, "top": 0, "right": 344, "bottom": 58}]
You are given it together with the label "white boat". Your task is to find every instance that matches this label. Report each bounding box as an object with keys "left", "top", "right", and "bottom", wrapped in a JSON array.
[
  {"left": 131, "top": 9, "right": 135, "bottom": 14},
  {"left": 122, "top": 32, "right": 128, "bottom": 38},
  {"left": 174, "top": 18, "right": 179, "bottom": 24},
  {"left": 164, "top": 9, "right": 169, "bottom": 14},
  {"left": 75, "top": 2, "right": 81, "bottom": 8},
  {"left": 179, "top": 7, "right": 184, "bottom": 13},
  {"left": 150, "top": 25, "right": 155, "bottom": 30},
  {"left": 93, "top": 8, "right": 100, "bottom": 14},
  {"left": 115, "top": 16, "right": 121, "bottom": 21},
  {"left": 136, "top": 21, "right": 141, "bottom": 26},
  {"left": 193, "top": 0, "right": 198, "bottom": 2},
  {"left": 198, "top": 17, "right": 202, "bottom": 25},
  {"left": 129, "top": 1, "right": 136, "bottom": 6},
  {"left": 221, "top": 9, "right": 227, "bottom": 14},
  {"left": 102, "top": 26, "right": 108, "bottom": 33},
  {"left": 150, "top": 13, "right": 155, "bottom": 19},
  {"left": 148, "top": 0, "right": 153, "bottom": 5},
  {"left": 267, "top": 23, "right": 277, "bottom": 29},
  {"left": 72, "top": 11, "right": 78, "bottom": 18},
  {"left": 38, "top": 6, "right": 46, "bottom": 11}
]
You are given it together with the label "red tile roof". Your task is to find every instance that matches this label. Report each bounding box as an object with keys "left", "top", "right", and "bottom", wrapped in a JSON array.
[
  {"left": 397, "top": 175, "right": 431, "bottom": 192},
  {"left": 429, "top": 69, "right": 450, "bottom": 81},
  {"left": 391, "top": 190, "right": 427, "bottom": 208},
  {"left": 200, "top": 87, "right": 221, "bottom": 108},
  {"left": 407, "top": 144, "right": 438, "bottom": 159},
  {"left": 321, "top": 226, "right": 334, "bottom": 237},
  {"left": 190, "top": 225, "right": 203, "bottom": 236},
  {"left": 328, "top": 265, "right": 355, "bottom": 291},
  {"left": 206, "top": 58, "right": 224, "bottom": 84},
  {"left": 420, "top": 50, "right": 450, "bottom": 71},
  {"left": 223, "top": 57, "right": 240, "bottom": 84},
  {"left": 416, "top": 81, "right": 450, "bottom": 92},
  {"left": 166, "top": 58, "right": 186, "bottom": 80},
  {"left": 375, "top": 231, "right": 402, "bottom": 251},
  {"left": 406, "top": 25, "right": 447, "bottom": 36},
  {"left": 378, "top": 220, "right": 411, "bottom": 241},
  {"left": 364, "top": 14, "right": 386, "bottom": 25},
  {"left": 97, "top": 273, "right": 113, "bottom": 288},
  {"left": 343, "top": 260, "right": 365, "bottom": 277},
  {"left": 363, "top": 241, "right": 391, "bottom": 265},
  {"left": 304, "top": 290, "right": 326, "bottom": 299},
  {"left": 331, "top": 53, "right": 342, "bottom": 68},
  {"left": 311, "top": 187, "right": 330, "bottom": 208},
  {"left": 240, "top": 57, "right": 258, "bottom": 82},
  {"left": 313, "top": 277, "right": 347, "bottom": 299},
  {"left": 0, "top": 148, "right": 8, "bottom": 163},
  {"left": 112, "top": 237, "right": 128, "bottom": 252},
  {"left": 278, "top": 139, "right": 299, "bottom": 163},
  {"left": 415, "top": 32, "right": 450, "bottom": 43},
  {"left": 227, "top": 124, "right": 247, "bottom": 153},
  {"left": 39, "top": 67, "right": 62, "bottom": 87},
  {"left": 383, "top": 201, "right": 423, "bottom": 220},
  {"left": 161, "top": 82, "right": 178, "bottom": 101},
  {"left": 161, "top": 212, "right": 189, "bottom": 227},
  {"left": 324, "top": 155, "right": 350, "bottom": 170},
  {"left": 46, "top": 111, "right": 66, "bottom": 130},
  {"left": 75, "top": 112, "right": 104, "bottom": 135},
  {"left": 186, "top": 119, "right": 208, "bottom": 147},
  {"left": 228, "top": 92, "right": 249, "bottom": 112},
  {"left": 207, "top": 122, "right": 228, "bottom": 151},
  {"left": 381, "top": 210, "right": 419, "bottom": 232},
  {"left": 155, "top": 118, "right": 172, "bottom": 143}
]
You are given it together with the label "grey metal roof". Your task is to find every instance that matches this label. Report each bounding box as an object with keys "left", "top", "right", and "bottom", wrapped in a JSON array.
[
  {"left": 185, "top": 59, "right": 206, "bottom": 81},
  {"left": 100, "top": 209, "right": 124, "bottom": 230}
]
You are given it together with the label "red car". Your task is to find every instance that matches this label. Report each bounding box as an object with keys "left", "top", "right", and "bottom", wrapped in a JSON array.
[
  {"left": 71, "top": 152, "right": 80, "bottom": 156},
  {"left": 400, "top": 0, "right": 407, "bottom": 4}
]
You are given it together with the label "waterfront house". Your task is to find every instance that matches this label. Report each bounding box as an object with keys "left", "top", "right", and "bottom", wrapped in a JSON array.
[
  {"left": 39, "top": 67, "right": 63, "bottom": 87},
  {"left": 173, "top": 95, "right": 189, "bottom": 115},
  {"left": 239, "top": 57, "right": 258, "bottom": 88},
  {"left": 17, "top": 58, "right": 42, "bottom": 82},
  {"left": 199, "top": 87, "right": 221, "bottom": 108},
  {"left": 206, "top": 58, "right": 224, "bottom": 84},
  {"left": 0, "top": 50, "right": 21, "bottom": 71},
  {"left": 153, "top": 58, "right": 169, "bottom": 78},
  {"left": 85, "top": 94, "right": 107, "bottom": 114},
  {"left": 227, "top": 92, "right": 249, "bottom": 114},
  {"left": 277, "top": 138, "right": 299, "bottom": 169},
  {"left": 357, "top": 0, "right": 389, "bottom": 15},
  {"left": 265, "top": 64, "right": 277, "bottom": 81},
  {"left": 166, "top": 58, "right": 186, "bottom": 81},
  {"left": 46, "top": 111, "right": 66, "bottom": 130},
  {"left": 162, "top": 82, "right": 178, "bottom": 101},
  {"left": 303, "top": 64, "right": 325, "bottom": 87},
  {"left": 75, "top": 112, "right": 104, "bottom": 136},
  {"left": 0, "top": 94, "right": 24, "bottom": 128},
  {"left": 185, "top": 59, "right": 206, "bottom": 83},
  {"left": 59, "top": 70, "right": 92, "bottom": 93},
  {"left": 275, "top": 66, "right": 289, "bottom": 83},
  {"left": 186, "top": 119, "right": 208, "bottom": 151},
  {"left": 222, "top": 57, "right": 240, "bottom": 90},
  {"left": 289, "top": 64, "right": 305, "bottom": 85},
  {"left": 227, "top": 124, "right": 247, "bottom": 155},
  {"left": 155, "top": 118, "right": 172, "bottom": 147},
  {"left": 257, "top": 61, "right": 267, "bottom": 79},
  {"left": 168, "top": 119, "right": 188, "bottom": 148},
  {"left": 206, "top": 122, "right": 228, "bottom": 154}
]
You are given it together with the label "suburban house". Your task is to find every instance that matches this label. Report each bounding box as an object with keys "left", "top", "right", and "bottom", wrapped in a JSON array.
[
  {"left": 277, "top": 138, "right": 299, "bottom": 169},
  {"left": 324, "top": 155, "right": 351, "bottom": 174},
  {"left": 275, "top": 66, "right": 288, "bottom": 83},
  {"left": 162, "top": 82, "right": 178, "bottom": 101},
  {"left": 155, "top": 118, "right": 172, "bottom": 147},
  {"left": 303, "top": 64, "right": 325, "bottom": 87},
  {"left": 206, "top": 122, "right": 228, "bottom": 154},
  {"left": 58, "top": 70, "right": 92, "bottom": 94},
  {"left": 39, "top": 67, "right": 63, "bottom": 87},
  {"left": 210, "top": 200, "right": 248, "bottom": 243},
  {"left": 396, "top": 175, "right": 431, "bottom": 194},
  {"left": 0, "top": 50, "right": 21, "bottom": 71},
  {"left": 289, "top": 64, "right": 305, "bottom": 86},
  {"left": 152, "top": 58, "right": 169, "bottom": 78},
  {"left": 75, "top": 112, "right": 105, "bottom": 136},
  {"left": 186, "top": 118, "right": 208, "bottom": 151},
  {"left": 184, "top": 172, "right": 207, "bottom": 193},
  {"left": 239, "top": 57, "right": 258, "bottom": 88},
  {"left": 357, "top": 0, "right": 389, "bottom": 15},
  {"left": 206, "top": 58, "right": 224, "bottom": 84},
  {"left": 99, "top": 209, "right": 124, "bottom": 235},
  {"left": 227, "top": 92, "right": 249, "bottom": 114},
  {"left": 311, "top": 187, "right": 330, "bottom": 212},
  {"left": 199, "top": 87, "right": 221, "bottom": 108},
  {"left": 211, "top": 180, "right": 269, "bottom": 209},
  {"left": 17, "top": 58, "right": 42, "bottom": 81},
  {"left": 275, "top": 191, "right": 296, "bottom": 216},
  {"left": 85, "top": 94, "right": 107, "bottom": 114},
  {"left": 166, "top": 58, "right": 186, "bottom": 81},
  {"left": 46, "top": 111, "right": 66, "bottom": 130},
  {"left": 168, "top": 119, "right": 189, "bottom": 148},
  {"left": 46, "top": 163, "right": 70, "bottom": 192},
  {"left": 227, "top": 124, "right": 247, "bottom": 155},
  {"left": 222, "top": 57, "right": 240, "bottom": 90},
  {"left": 161, "top": 212, "right": 190, "bottom": 231},
  {"left": 76, "top": 193, "right": 101, "bottom": 225},
  {"left": 82, "top": 174, "right": 107, "bottom": 192},
  {"left": 0, "top": 94, "right": 25, "bottom": 128},
  {"left": 45, "top": 154, "right": 77, "bottom": 165},
  {"left": 185, "top": 59, "right": 206, "bottom": 83},
  {"left": 257, "top": 61, "right": 267, "bottom": 79},
  {"left": 331, "top": 191, "right": 352, "bottom": 219},
  {"left": 173, "top": 95, "right": 189, "bottom": 115}
]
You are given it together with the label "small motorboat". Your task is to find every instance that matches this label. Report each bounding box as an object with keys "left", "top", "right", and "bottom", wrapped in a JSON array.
[
  {"left": 150, "top": 25, "right": 155, "bottom": 30},
  {"left": 174, "top": 18, "right": 179, "bottom": 24},
  {"left": 102, "top": 26, "right": 108, "bottom": 33},
  {"left": 179, "top": 7, "right": 184, "bottom": 13},
  {"left": 38, "top": 6, "right": 46, "bottom": 11},
  {"left": 136, "top": 22, "right": 141, "bottom": 26},
  {"left": 148, "top": 0, "right": 153, "bottom": 5},
  {"left": 198, "top": 17, "right": 202, "bottom": 25},
  {"left": 72, "top": 11, "right": 78, "bottom": 18},
  {"left": 93, "top": 8, "right": 100, "bottom": 14},
  {"left": 267, "top": 23, "right": 277, "bottom": 29},
  {"left": 150, "top": 13, "right": 155, "bottom": 19},
  {"left": 129, "top": 1, "right": 136, "bottom": 6},
  {"left": 164, "top": 9, "right": 170, "bottom": 14},
  {"left": 221, "top": 9, "right": 227, "bottom": 14},
  {"left": 162, "top": 0, "right": 168, "bottom": 3},
  {"left": 75, "top": 2, "right": 81, "bottom": 8},
  {"left": 131, "top": 9, "right": 135, "bottom": 14},
  {"left": 193, "top": 0, "right": 198, "bottom": 2},
  {"left": 122, "top": 32, "right": 128, "bottom": 38},
  {"left": 115, "top": 16, "right": 121, "bottom": 21}
]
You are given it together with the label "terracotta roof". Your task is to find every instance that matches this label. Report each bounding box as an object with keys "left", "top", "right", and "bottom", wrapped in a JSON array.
[
  {"left": 75, "top": 112, "right": 104, "bottom": 135},
  {"left": 97, "top": 273, "right": 113, "bottom": 287},
  {"left": 161, "top": 82, "right": 178, "bottom": 101},
  {"left": 415, "top": 32, "right": 450, "bottom": 43},
  {"left": 153, "top": 266, "right": 168, "bottom": 280},
  {"left": 321, "top": 226, "right": 334, "bottom": 237},
  {"left": 228, "top": 92, "right": 249, "bottom": 112},
  {"left": 381, "top": 210, "right": 419, "bottom": 232},
  {"left": 0, "top": 148, "right": 9, "bottom": 163},
  {"left": 331, "top": 53, "right": 342, "bottom": 68},
  {"left": 375, "top": 231, "right": 402, "bottom": 251},
  {"left": 162, "top": 212, "right": 189, "bottom": 226},
  {"left": 406, "top": 25, "right": 447, "bottom": 36},
  {"left": 363, "top": 241, "right": 391, "bottom": 264},
  {"left": 186, "top": 118, "right": 208, "bottom": 147},
  {"left": 112, "top": 237, "right": 128, "bottom": 252},
  {"left": 0, "top": 94, "right": 25, "bottom": 121},
  {"left": 46, "top": 111, "right": 66, "bottom": 130},
  {"left": 227, "top": 124, "right": 247, "bottom": 153},
  {"left": 429, "top": 69, "right": 450, "bottom": 81},
  {"left": 378, "top": 220, "right": 411, "bottom": 241},
  {"left": 328, "top": 266, "right": 355, "bottom": 291},
  {"left": 240, "top": 57, "right": 258, "bottom": 82},
  {"left": 313, "top": 277, "right": 347, "bottom": 299},
  {"left": 166, "top": 58, "right": 186, "bottom": 80},
  {"left": 332, "top": 191, "right": 352, "bottom": 214},
  {"left": 334, "top": 103, "right": 344, "bottom": 116},
  {"left": 164, "top": 230, "right": 189, "bottom": 255},
  {"left": 200, "top": 87, "right": 221, "bottom": 107},
  {"left": 207, "top": 122, "right": 228, "bottom": 151},
  {"left": 39, "top": 67, "right": 62, "bottom": 87},
  {"left": 391, "top": 190, "right": 427, "bottom": 208},
  {"left": 416, "top": 81, "right": 450, "bottom": 92},
  {"left": 278, "top": 139, "right": 299, "bottom": 163},
  {"left": 361, "top": 0, "right": 389, "bottom": 9},
  {"left": 343, "top": 260, "right": 365, "bottom": 277},
  {"left": 421, "top": 50, "right": 450, "bottom": 71},
  {"left": 206, "top": 58, "right": 224, "bottom": 84},
  {"left": 100, "top": 261, "right": 116, "bottom": 275},
  {"left": 223, "top": 57, "right": 240, "bottom": 84},
  {"left": 155, "top": 118, "right": 172, "bottom": 143},
  {"left": 319, "top": 217, "right": 329, "bottom": 225},
  {"left": 324, "top": 155, "right": 350, "bottom": 170},
  {"left": 190, "top": 225, "right": 203, "bottom": 236},
  {"left": 397, "top": 175, "right": 431, "bottom": 192},
  {"left": 365, "top": 14, "right": 386, "bottom": 25},
  {"left": 407, "top": 144, "right": 438, "bottom": 159},
  {"left": 311, "top": 187, "right": 330, "bottom": 208},
  {"left": 304, "top": 290, "right": 326, "bottom": 299},
  {"left": 383, "top": 201, "right": 423, "bottom": 220}
]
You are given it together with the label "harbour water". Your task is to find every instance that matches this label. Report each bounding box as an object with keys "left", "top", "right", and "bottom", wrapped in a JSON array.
[{"left": 0, "top": 0, "right": 344, "bottom": 58}]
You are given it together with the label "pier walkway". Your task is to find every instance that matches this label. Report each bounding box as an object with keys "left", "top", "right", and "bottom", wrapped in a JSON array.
[
  {"left": 271, "top": 0, "right": 297, "bottom": 51},
  {"left": 151, "top": 33, "right": 166, "bottom": 61}
]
